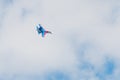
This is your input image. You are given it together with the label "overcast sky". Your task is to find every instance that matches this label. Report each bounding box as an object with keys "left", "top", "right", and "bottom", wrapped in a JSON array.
[{"left": 0, "top": 0, "right": 120, "bottom": 80}]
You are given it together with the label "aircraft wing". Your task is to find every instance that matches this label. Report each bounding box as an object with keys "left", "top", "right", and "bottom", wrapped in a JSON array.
[
  {"left": 41, "top": 27, "right": 45, "bottom": 32},
  {"left": 36, "top": 26, "right": 41, "bottom": 34},
  {"left": 41, "top": 32, "right": 45, "bottom": 37}
]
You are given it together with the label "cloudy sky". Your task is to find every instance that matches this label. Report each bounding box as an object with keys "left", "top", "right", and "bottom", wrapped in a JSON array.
[{"left": 0, "top": 0, "right": 120, "bottom": 80}]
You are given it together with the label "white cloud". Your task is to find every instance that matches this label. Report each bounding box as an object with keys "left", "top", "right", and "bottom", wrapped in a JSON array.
[{"left": 0, "top": 0, "right": 120, "bottom": 79}]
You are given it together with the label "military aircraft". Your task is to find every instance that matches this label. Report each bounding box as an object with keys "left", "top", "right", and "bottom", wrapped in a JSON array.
[{"left": 36, "top": 24, "right": 52, "bottom": 37}]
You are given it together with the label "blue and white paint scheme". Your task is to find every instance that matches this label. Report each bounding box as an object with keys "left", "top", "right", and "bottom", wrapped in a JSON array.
[{"left": 36, "top": 24, "right": 52, "bottom": 37}]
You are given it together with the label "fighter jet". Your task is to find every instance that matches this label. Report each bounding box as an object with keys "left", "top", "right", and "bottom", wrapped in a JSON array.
[{"left": 36, "top": 24, "right": 52, "bottom": 37}]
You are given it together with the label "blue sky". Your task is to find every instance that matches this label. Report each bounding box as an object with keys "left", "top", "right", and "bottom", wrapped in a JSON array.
[{"left": 0, "top": 0, "right": 120, "bottom": 80}]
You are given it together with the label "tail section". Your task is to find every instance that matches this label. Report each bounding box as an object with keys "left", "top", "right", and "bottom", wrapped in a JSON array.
[
  {"left": 45, "top": 31, "right": 52, "bottom": 34},
  {"left": 43, "top": 31, "right": 52, "bottom": 37}
]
